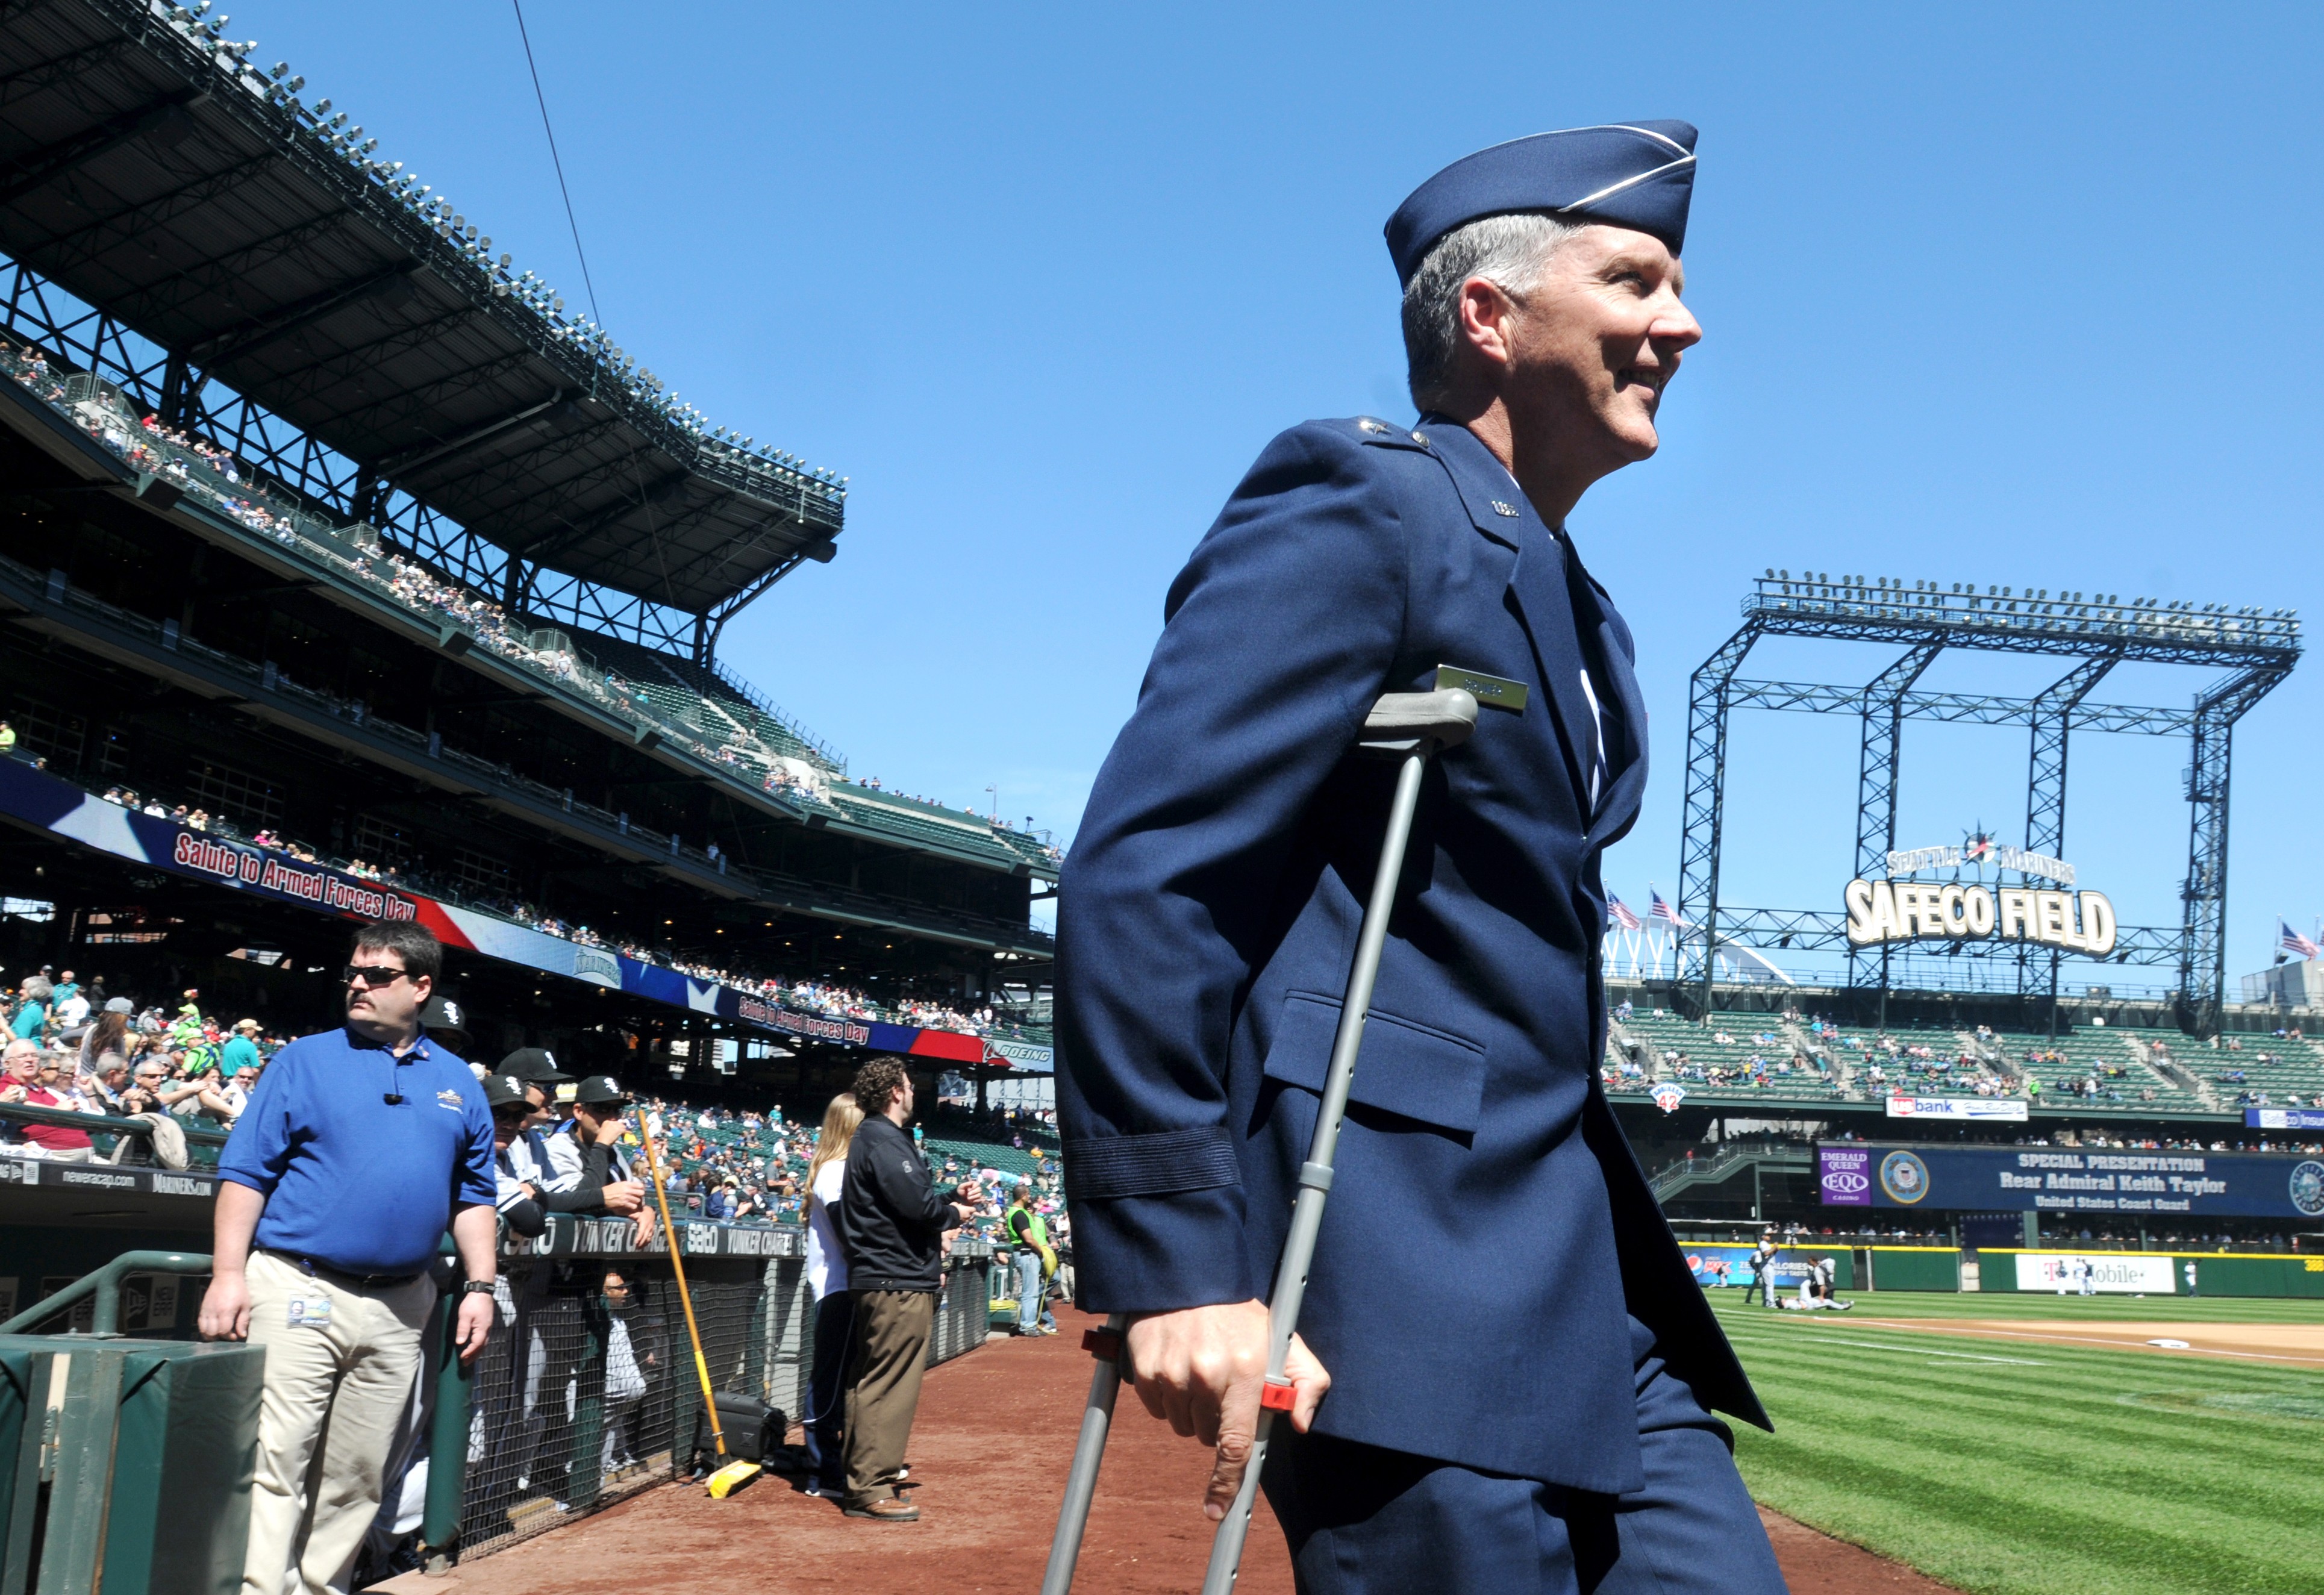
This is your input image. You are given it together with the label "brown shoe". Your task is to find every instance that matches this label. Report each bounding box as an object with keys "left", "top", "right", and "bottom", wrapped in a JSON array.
[{"left": 844, "top": 1498, "right": 920, "bottom": 1523}]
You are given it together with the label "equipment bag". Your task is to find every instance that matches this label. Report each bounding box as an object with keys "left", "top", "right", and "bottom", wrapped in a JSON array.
[{"left": 710, "top": 1391, "right": 784, "bottom": 1463}]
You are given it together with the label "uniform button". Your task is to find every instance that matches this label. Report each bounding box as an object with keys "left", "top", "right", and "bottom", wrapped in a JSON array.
[{"left": 1410, "top": 430, "right": 1429, "bottom": 446}]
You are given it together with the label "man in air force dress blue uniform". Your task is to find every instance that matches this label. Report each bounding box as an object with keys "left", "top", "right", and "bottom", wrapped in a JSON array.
[{"left": 1054, "top": 123, "right": 1785, "bottom": 1591}]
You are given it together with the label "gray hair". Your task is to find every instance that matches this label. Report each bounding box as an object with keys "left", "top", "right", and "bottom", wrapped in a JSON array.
[{"left": 1401, "top": 212, "right": 1583, "bottom": 411}]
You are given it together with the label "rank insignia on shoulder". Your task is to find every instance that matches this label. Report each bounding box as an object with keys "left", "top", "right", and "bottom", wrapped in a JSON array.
[
  {"left": 1434, "top": 663, "right": 1529, "bottom": 713},
  {"left": 1489, "top": 499, "right": 1521, "bottom": 518},
  {"left": 1357, "top": 417, "right": 1393, "bottom": 434}
]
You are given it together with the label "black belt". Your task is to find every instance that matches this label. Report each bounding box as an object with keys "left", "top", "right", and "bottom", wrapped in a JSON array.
[{"left": 266, "top": 1249, "right": 422, "bottom": 1291}]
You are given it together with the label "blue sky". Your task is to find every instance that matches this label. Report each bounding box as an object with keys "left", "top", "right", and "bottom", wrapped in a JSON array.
[{"left": 230, "top": 3, "right": 2322, "bottom": 979}]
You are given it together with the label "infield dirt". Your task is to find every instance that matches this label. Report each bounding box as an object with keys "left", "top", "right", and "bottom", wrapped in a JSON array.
[{"left": 378, "top": 1302, "right": 1953, "bottom": 1593}]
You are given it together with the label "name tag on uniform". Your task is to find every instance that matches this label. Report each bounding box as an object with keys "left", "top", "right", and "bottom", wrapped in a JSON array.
[
  {"left": 1435, "top": 664, "right": 1529, "bottom": 713},
  {"left": 287, "top": 1295, "right": 333, "bottom": 1329}
]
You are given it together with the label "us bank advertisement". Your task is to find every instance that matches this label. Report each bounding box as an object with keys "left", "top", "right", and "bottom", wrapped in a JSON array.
[{"left": 1817, "top": 1143, "right": 2324, "bottom": 1221}]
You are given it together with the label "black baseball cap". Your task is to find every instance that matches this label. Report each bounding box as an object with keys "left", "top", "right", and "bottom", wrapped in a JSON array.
[
  {"left": 500, "top": 1046, "right": 572, "bottom": 1084},
  {"left": 481, "top": 1072, "right": 529, "bottom": 1111},
  {"left": 421, "top": 994, "right": 472, "bottom": 1045},
  {"left": 572, "top": 1074, "right": 631, "bottom": 1107}
]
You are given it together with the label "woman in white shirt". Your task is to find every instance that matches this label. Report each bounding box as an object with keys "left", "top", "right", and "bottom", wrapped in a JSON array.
[{"left": 801, "top": 1091, "right": 864, "bottom": 1497}]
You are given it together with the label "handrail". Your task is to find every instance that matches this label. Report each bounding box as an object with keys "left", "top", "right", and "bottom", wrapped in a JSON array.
[
  {"left": 0, "top": 1250, "right": 213, "bottom": 1337},
  {"left": 0, "top": 1099, "right": 231, "bottom": 1147}
]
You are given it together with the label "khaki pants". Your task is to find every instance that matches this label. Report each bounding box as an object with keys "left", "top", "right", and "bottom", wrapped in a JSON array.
[
  {"left": 843, "top": 1289, "right": 936, "bottom": 1505},
  {"left": 242, "top": 1250, "right": 434, "bottom": 1595}
]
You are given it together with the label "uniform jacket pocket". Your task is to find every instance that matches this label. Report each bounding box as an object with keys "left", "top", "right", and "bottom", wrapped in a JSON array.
[{"left": 1262, "top": 990, "right": 1488, "bottom": 1134}]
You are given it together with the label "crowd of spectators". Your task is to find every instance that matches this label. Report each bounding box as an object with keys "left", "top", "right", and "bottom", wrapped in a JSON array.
[
  {"left": 66, "top": 768, "right": 1032, "bottom": 1042},
  {"left": 1, "top": 336, "right": 1063, "bottom": 873},
  {"left": 0, "top": 968, "right": 283, "bottom": 1165},
  {"left": 628, "top": 1093, "right": 1063, "bottom": 1248},
  {"left": 1603, "top": 999, "right": 2324, "bottom": 1110}
]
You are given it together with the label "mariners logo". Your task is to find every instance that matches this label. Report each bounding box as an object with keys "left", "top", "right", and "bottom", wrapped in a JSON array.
[
  {"left": 1879, "top": 1149, "right": 1931, "bottom": 1205},
  {"left": 2290, "top": 1160, "right": 2324, "bottom": 1219}
]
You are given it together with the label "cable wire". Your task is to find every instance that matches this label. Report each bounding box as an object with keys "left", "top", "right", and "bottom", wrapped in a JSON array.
[{"left": 511, "top": 0, "right": 601, "bottom": 323}]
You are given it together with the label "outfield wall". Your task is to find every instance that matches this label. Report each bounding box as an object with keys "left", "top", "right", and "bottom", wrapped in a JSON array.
[
  {"left": 1859, "top": 1245, "right": 1963, "bottom": 1291},
  {"left": 1682, "top": 1244, "right": 1856, "bottom": 1291},
  {"left": 1974, "top": 1248, "right": 2324, "bottom": 1297},
  {"left": 1820, "top": 1245, "right": 2324, "bottom": 1297}
]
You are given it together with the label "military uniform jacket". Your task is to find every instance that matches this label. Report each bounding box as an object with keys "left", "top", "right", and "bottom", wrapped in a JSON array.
[{"left": 1056, "top": 415, "right": 1764, "bottom": 1494}]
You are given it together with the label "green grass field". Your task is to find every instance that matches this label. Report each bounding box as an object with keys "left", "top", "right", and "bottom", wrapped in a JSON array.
[{"left": 1709, "top": 1292, "right": 2324, "bottom": 1595}]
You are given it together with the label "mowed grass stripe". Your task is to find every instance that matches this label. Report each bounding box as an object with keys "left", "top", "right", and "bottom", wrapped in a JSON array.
[
  {"left": 1728, "top": 1343, "right": 2320, "bottom": 1534},
  {"left": 1821, "top": 1290, "right": 2324, "bottom": 1325},
  {"left": 1728, "top": 1358, "right": 2317, "bottom": 1591},
  {"left": 1710, "top": 1298, "right": 2324, "bottom": 1595},
  {"left": 1725, "top": 1325, "right": 2323, "bottom": 1520}
]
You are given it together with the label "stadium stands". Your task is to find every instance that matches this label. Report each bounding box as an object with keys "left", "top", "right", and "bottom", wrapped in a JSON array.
[
  {"left": 644, "top": 1094, "right": 1061, "bottom": 1243},
  {"left": 2220, "top": 1029, "right": 2324, "bottom": 1107},
  {"left": 0, "top": 342, "right": 1064, "bottom": 884},
  {"left": 1612, "top": 1008, "right": 1854, "bottom": 1101}
]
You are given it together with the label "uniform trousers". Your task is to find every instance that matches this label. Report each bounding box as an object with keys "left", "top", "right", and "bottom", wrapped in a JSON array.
[
  {"left": 843, "top": 1288, "right": 935, "bottom": 1505},
  {"left": 242, "top": 1249, "right": 435, "bottom": 1595},
  {"left": 1260, "top": 1316, "right": 1782, "bottom": 1595},
  {"left": 800, "top": 1289, "right": 854, "bottom": 1491}
]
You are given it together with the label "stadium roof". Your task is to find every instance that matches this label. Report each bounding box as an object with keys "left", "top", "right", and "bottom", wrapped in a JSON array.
[{"left": 0, "top": 0, "right": 843, "bottom": 617}]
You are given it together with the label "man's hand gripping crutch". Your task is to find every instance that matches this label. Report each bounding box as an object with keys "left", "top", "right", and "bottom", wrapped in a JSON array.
[{"left": 1041, "top": 687, "right": 1479, "bottom": 1595}]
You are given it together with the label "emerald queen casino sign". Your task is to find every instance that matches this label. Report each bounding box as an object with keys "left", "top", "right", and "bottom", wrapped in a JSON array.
[{"left": 1844, "top": 836, "right": 2117, "bottom": 957}]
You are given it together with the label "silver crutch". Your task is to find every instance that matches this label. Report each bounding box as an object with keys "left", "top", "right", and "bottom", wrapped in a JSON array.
[{"left": 1041, "top": 687, "right": 1480, "bottom": 1595}]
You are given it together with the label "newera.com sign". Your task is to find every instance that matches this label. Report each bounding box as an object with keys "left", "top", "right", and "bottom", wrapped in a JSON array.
[{"left": 1817, "top": 1143, "right": 2324, "bottom": 1220}]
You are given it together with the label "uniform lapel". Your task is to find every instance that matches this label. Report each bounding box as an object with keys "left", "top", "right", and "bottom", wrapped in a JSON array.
[
  {"left": 1568, "top": 558, "right": 1650, "bottom": 849},
  {"left": 1420, "top": 422, "right": 1598, "bottom": 815}
]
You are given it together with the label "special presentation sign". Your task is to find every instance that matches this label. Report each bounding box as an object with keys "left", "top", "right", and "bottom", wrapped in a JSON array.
[{"left": 1817, "top": 1143, "right": 2324, "bottom": 1220}]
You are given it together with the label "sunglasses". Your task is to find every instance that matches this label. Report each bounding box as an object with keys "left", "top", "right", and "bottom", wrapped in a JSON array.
[{"left": 343, "top": 964, "right": 411, "bottom": 988}]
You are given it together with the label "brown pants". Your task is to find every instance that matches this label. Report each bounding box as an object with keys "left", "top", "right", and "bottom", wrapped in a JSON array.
[{"left": 843, "top": 1288, "right": 936, "bottom": 1504}]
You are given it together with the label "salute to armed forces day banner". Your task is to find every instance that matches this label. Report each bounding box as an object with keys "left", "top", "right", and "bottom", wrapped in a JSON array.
[
  {"left": 1817, "top": 1142, "right": 2324, "bottom": 1221},
  {"left": 0, "top": 756, "right": 1011, "bottom": 1067}
]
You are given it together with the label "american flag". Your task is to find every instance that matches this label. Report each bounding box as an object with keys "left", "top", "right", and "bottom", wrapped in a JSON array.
[
  {"left": 2283, "top": 919, "right": 2322, "bottom": 960},
  {"left": 1608, "top": 894, "right": 1643, "bottom": 931},
  {"left": 1649, "top": 890, "right": 1684, "bottom": 927}
]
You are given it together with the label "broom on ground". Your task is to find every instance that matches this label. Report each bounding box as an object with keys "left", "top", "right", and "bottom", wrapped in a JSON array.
[{"left": 634, "top": 1111, "right": 761, "bottom": 1497}]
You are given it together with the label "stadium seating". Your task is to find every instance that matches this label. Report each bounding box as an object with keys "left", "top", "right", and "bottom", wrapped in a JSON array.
[
  {"left": 1613, "top": 1010, "right": 1854, "bottom": 1101},
  {"left": 0, "top": 342, "right": 1066, "bottom": 881},
  {"left": 2191, "top": 1029, "right": 2324, "bottom": 1108}
]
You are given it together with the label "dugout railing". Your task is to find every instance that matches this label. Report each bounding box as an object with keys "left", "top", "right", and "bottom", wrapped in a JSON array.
[{"left": 0, "top": 1217, "right": 998, "bottom": 1568}]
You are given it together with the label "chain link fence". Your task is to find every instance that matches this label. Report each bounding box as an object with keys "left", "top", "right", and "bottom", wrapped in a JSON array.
[{"left": 452, "top": 1242, "right": 995, "bottom": 1558}]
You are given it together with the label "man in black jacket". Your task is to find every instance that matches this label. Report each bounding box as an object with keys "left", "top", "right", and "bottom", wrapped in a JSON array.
[{"left": 836, "top": 1057, "right": 982, "bottom": 1522}]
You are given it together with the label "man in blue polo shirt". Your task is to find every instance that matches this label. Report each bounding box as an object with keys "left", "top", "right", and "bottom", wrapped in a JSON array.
[{"left": 201, "top": 920, "right": 496, "bottom": 1595}]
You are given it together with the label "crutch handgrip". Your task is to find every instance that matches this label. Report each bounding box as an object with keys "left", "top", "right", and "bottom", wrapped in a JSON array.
[{"left": 1360, "top": 687, "right": 1478, "bottom": 752}]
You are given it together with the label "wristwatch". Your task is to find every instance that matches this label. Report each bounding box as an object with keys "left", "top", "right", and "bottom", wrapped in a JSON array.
[{"left": 460, "top": 1279, "right": 497, "bottom": 1295}]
